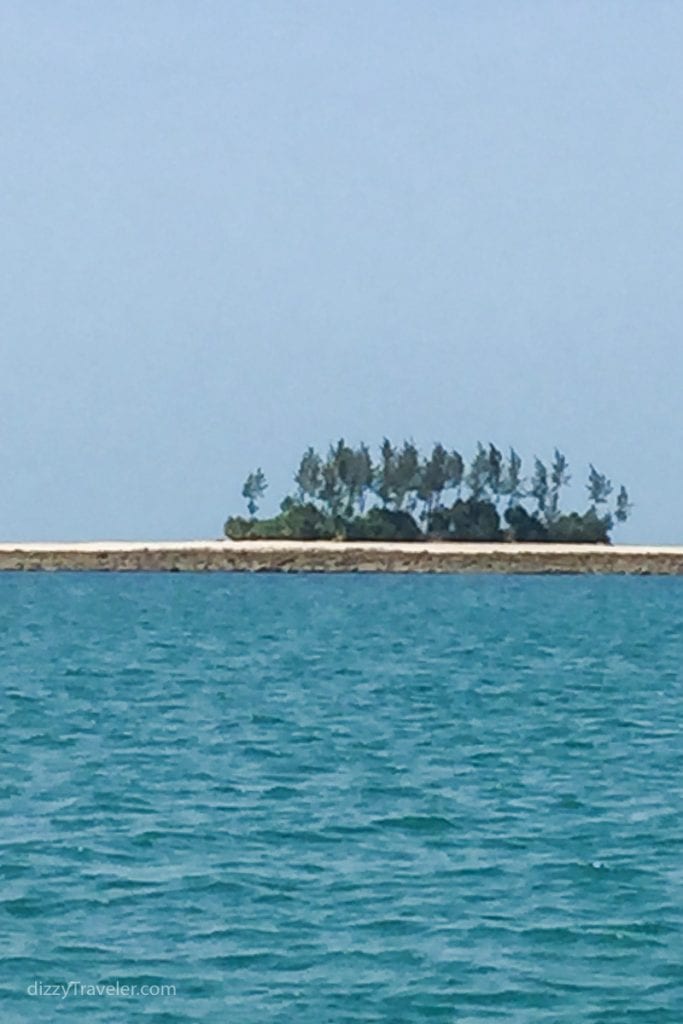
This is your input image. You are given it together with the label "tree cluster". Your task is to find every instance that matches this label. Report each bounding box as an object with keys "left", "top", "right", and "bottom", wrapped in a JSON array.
[{"left": 226, "top": 440, "right": 632, "bottom": 543}]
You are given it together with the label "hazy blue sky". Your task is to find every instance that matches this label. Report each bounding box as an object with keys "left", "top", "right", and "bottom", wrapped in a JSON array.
[{"left": 2, "top": 2, "right": 682, "bottom": 541}]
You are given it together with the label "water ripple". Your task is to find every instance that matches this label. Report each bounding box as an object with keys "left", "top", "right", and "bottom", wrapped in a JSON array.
[{"left": 1, "top": 573, "right": 683, "bottom": 1021}]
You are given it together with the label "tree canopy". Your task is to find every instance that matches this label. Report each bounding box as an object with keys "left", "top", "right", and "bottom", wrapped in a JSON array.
[{"left": 225, "top": 439, "right": 632, "bottom": 543}]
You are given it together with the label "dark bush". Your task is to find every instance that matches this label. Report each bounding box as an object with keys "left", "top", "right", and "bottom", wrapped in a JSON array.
[
  {"left": 546, "top": 510, "right": 612, "bottom": 544},
  {"left": 504, "top": 504, "right": 549, "bottom": 541},
  {"left": 224, "top": 502, "right": 335, "bottom": 540},
  {"left": 427, "top": 499, "right": 501, "bottom": 541},
  {"left": 224, "top": 515, "right": 256, "bottom": 539},
  {"left": 278, "top": 500, "right": 335, "bottom": 539},
  {"left": 345, "top": 507, "right": 422, "bottom": 541}
]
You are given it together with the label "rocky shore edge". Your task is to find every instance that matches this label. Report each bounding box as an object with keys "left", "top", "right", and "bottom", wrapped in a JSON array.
[{"left": 1, "top": 540, "right": 682, "bottom": 573}]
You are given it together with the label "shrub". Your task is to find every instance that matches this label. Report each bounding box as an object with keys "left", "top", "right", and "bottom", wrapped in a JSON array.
[
  {"left": 278, "top": 500, "right": 335, "bottom": 540},
  {"left": 224, "top": 515, "right": 256, "bottom": 539},
  {"left": 504, "top": 504, "right": 549, "bottom": 541},
  {"left": 427, "top": 499, "right": 501, "bottom": 541},
  {"left": 345, "top": 508, "right": 422, "bottom": 541},
  {"left": 224, "top": 503, "right": 335, "bottom": 540},
  {"left": 546, "top": 510, "right": 612, "bottom": 544}
]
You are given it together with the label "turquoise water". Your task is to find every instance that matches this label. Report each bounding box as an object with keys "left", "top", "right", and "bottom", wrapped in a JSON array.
[{"left": 1, "top": 574, "right": 682, "bottom": 1023}]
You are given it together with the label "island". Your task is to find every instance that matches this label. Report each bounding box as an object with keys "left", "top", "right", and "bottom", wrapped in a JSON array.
[
  {"left": 4, "top": 438, "right": 677, "bottom": 573},
  {"left": 226, "top": 438, "right": 631, "bottom": 543}
]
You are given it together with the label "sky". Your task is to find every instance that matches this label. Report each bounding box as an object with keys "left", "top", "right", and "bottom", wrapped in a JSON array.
[{"left": 2, "top": 1, "right": 682, "bottom": 542}]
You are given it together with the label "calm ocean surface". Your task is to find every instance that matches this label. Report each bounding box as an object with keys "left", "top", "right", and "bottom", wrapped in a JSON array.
[{"left": 1, "top": 573, "right": 682, "bottom": 1023}]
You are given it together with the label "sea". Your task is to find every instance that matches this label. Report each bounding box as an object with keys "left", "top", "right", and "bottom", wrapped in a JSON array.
[{"left": 1, "top": 572, "right": 682, "bottom": 1022}]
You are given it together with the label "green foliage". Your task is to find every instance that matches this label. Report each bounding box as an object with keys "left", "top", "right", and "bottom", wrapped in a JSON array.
[
  {"left": 295, "top": 447, "right": 322, "bottom": 502},
  {"left": 501, "top": 448, "right": 524, "bottom": 506},
  {"left": 224, "top": 500, "right": 334, "bottom": 540},
  {"left": 330, "top": 438, "right": 356, "bottom": 516},
  {"left": 241, "top": 468, "right": 267, "bottom": 517},
  {"left": 225, "top": 513, "right": 286, "bottom": 540},
  {"left": 530, "top": 458, "right": 549, "bottom": 516},
  {"left": 615, "top": 485, "right": 632, "bottom": 524},
  {"left": 277, "top": 499, "right": 335, "bottom": 539},
  {"left": 550, "top": 449, "right": 570, "bottom": 492},
  {"left": 447, "top": 450, "right": 464, "bottom": 495},
  {"left": 547, "top": 449, "right": 570, "bottom": 521},
  {"left": 372, "top": 438, "right": 420, "bottom": 511},
  {"left": 224, "top": 515, "right": 255, "bottom": 539},
  {"left": 350, "top": 443, "right": 374, "bottom": 513},
  {"left": 375, "top": 438, "right": 396, "bottom": 507},
  {"left": 504, "top": 505, "right": 548, "bottom": 541},
  {"left": 416, "top": 442, "right": 449, "bottom": 515},
  {"left": 226, "top": 440, "right": 633, "bottom": 543},
  {"left": 319, "top": 447, "right": 344, "bottom": 517},
  {"left": 394, "top": 440, "right": 420, "bottom": 510},
  {"left": 487, "top": 444, "right": 504, "bottom": 502},
  {"left": 345, "top": 507, "right": 421, "bottom": 541},
  {"left": 467, "top": 444, "right": 490, "bottom": 501},
  {"left": 546, "top": 509, "right": 612, "bottom": 544},
  {"left": 587, "top": 464, "right": 613, "bottom": 506},
  {"left": 428, "top": 498, "right": 501, "bottom": 541}
]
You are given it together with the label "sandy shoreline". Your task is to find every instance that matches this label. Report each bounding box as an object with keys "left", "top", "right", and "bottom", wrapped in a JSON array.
[{"left": 1, "top": 540, "right": 683, "bottom": 573}]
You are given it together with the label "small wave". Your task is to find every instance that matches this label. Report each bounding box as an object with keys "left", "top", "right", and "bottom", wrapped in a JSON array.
[{"left": 371, "top": 814, "right": 455, "bottom": 833}]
